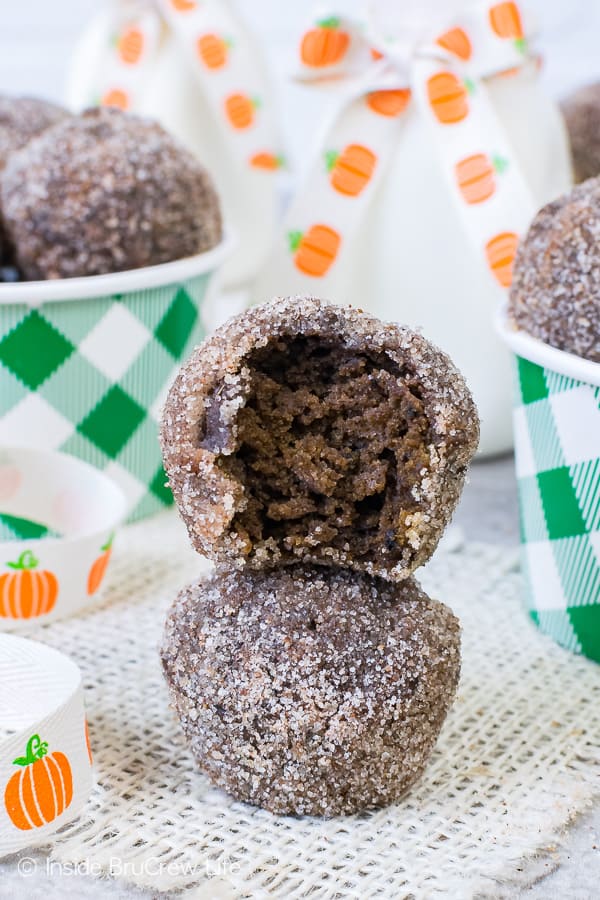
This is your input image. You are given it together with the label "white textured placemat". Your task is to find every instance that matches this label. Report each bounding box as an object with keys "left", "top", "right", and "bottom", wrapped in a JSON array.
[{"left": 11, "top": 511, "right": 599, "bottom": 898}]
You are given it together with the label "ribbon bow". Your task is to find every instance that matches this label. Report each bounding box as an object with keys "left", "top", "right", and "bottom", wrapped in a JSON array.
[
  {"left": 279, "top": 0, "right": 537, "bottom": 292},
  {"left": 83, "top": 0, "right": 283, "bottom": 174}
]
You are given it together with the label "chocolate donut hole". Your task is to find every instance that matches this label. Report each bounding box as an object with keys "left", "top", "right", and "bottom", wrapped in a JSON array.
[
  {"left": 161, "top": 564, "right": 461, "bottom": 817},
  {"left": 162, "top": 297, "right": 479, "bottom": 580}
]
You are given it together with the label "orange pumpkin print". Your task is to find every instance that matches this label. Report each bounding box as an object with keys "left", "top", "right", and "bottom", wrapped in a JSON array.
[
  {"left": 455, "top": 153, "right": 508, "bottom": 205},
  {"left": 489, "top": 2, "right": 525, "bottom": 41},
  {"left": 437, "top": 27, "right": 473, "bottom": 61},
  {"left": 101, "top": 88, "right": 129, "bottom": 111},
  {"left": 289, "top": 225, "right": 341, "bottom": 277},
  {"left": 4, "top": 734, "right": 73, "bottom": 831},
  {"left": 170, "top": 0, "right": 197, "bottom": 11},
  {"left": 326, "top": 144, "right": 377, "bottom": 197},
  {"left": 301, "top": 17, "right": 350, "bottom": 68},
  {"left": 250, "top": 152, "right": 285, "bottom": 170},
  {"left": 366, "top": 89, "right": 411, "bottom": 117},
  {"left": 84, "top": 720, "right": 93, "bottom": 766},
  {"left": 499, "top": 65, "right": 521, "bottom": 78},
  {"left": 0, "top": 550, "right": 58, "bottom": 619},
  {"left": 370, "top": 47, "right": 384, "bottom": 61},
  {"left": 427, "top": 72, "right": 470, "bottom": 124},
  {"left": 486, "top": 232, "right": 519, "bottom": 287},
  {"left": 225, "top": 93, "right": 257, "bottom": 130},
  {"left": 118, "top": 27, "right": 144, "bottom": 66},
  {"left": 87, "top": 534, "right": 114, "bottom": 596},
  {"left": 197, "top": 33, "right": 230, "bottom": 70}
]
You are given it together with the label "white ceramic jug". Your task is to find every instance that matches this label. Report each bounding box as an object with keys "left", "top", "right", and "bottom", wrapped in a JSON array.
[{"left": 253, "top": 1, "right": 572, "bottom": 455}]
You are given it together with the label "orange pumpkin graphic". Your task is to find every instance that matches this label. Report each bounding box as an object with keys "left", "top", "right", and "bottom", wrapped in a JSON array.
[
  {"left": 87, "top": 534, "right": 114, "bottom": 596},
  {"left": 170, "top": 0, "right": 197, "bottom": 11},
  {"left": 4, "top": 734, "right": 73, "bottom": 831},
  {"left": 366, "top": 89, "right": 411, "bottom": 117},
  {"left": 0, "top": 550, "right": 58, "bottom": 619},
  {"left": 486, "top": 232, "right": 519, "bottom": 287},
  {"left": 437, "top": 27, "right": 472, "bottom": 61},
  {"left": 427, "top": 72, "right": 470, "bottom": 124},
  {"left": 101, "top": 88, "right": 130, "bottom": 111},
  {"left": 490, "top": 2, "right": 524, "bottom": 40},
  {"left": 250, "top": 152, "right": 285, "bottom": 170},
  {"left": 225, "top": 93, "right": 257, "bottom": 129},
  {"left": 289, "top": 225, "right": 341, "bottom": 277},
  {"left": 326, "top": 144, "right": 377, "bottom": 197},
  {"left": 370, "top": 47, "right": 384, "bottom": 61},
  {"left": 455, "top": 153, "right": 508, "bottom": 205},
  {"left": 84, "top": 721, "right": 93, "bottom": 766},
  {"left": 499, "top": 65, "right": 521, "bottom": 79},
  {"left": 118, "top": 27, "right": 144, "bottom": 66},
  {"left": 301, "top": 17, "right": 350, "bottom": 68},
  {"left": 197, "top": 33, "right": 230, "bottom": 70}
]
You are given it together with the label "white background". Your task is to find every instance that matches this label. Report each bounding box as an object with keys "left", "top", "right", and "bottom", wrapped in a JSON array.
[{"left": 0, "top": 0, "right": 599, "bottom": 174}]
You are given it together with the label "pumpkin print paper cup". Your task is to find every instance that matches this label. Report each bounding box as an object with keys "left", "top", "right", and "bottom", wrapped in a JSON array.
[
  {"left": 0, "top": 633, "right": 92, "bottom": 855},
  {"left": 0, "top": 236, "right": 232, "bottom": 521},
  {"left": 497, "top": 311, "right": 600, "bottom": 663},
  {"left": 0, "top": 447, "right": 126, "bottom": 630}
]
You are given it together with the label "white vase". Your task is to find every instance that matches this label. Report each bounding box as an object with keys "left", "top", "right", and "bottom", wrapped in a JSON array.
[{"left": 253, "top": 63, "right": 571, "bottom": 456}]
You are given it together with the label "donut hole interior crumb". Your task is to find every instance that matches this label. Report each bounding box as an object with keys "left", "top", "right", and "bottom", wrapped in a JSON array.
[{"left": 200, "top": 335, "right": 433, "bottom": 566}]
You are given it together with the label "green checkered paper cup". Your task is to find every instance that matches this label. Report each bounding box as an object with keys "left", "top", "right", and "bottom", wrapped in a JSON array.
[
  {"left": 0, "top": 238, "right": 232, "bottom": 521},
  {"left": 498, "top": 312, "right": 600, "bottom": 664}
]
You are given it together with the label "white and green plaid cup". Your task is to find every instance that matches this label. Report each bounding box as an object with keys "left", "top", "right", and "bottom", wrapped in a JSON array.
[
  {"left": 0, "top": 238, "right": 232, "bottom": 521},
  {"left": 498, "top": 312, "right": 600, "bottom": 664}
]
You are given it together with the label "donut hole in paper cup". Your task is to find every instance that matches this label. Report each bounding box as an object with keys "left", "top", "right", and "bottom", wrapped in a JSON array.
[{"left": 0, "top": 447, "right": 126, "bottom": 630}]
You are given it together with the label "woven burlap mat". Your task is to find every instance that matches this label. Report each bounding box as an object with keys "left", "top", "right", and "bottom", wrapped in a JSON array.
[{"left": 10, "top": 512, "right": 599, "bottom": 898}]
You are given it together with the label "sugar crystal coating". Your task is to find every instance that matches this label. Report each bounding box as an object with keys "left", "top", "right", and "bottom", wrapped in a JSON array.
[
  {"left": 0, "top": 106, "right": 222, "bottom": 280},
  {"left": 161, "top": 564, "right": 461, "bottom": 817},
  {"left": 0, "top": 95, "right": 69, "bottom": 171},
  {"left": 161, "top": 296, "right": 479, "bottom": 581},
  {"left": 0, "top": 95, "right": 69, "bottom": 261},
  {"left": 562, "top": 83, "right": 600, "bottom": 184},
  {"left": 509, "top": 179, "right": 600, "bottom": 362}
]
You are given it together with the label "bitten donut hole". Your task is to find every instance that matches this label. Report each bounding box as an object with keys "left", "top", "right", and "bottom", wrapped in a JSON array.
[{"left": 200, "top": 335, "right": 433, "bottom": 568}]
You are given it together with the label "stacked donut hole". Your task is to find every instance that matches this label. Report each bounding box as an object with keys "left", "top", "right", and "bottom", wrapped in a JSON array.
[
  {"left": 0, "top": 98, "right": 222, "bottom": 281},
  {"left": 160, "top": 297, "right": 480, "bottom": 816}
]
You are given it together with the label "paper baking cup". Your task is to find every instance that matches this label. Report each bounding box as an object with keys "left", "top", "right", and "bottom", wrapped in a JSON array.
[
  {"left": 0, "top": 236, "right": 232, "bottom": 521},
  {"left": 0, "top": 447, "right": 126, "bottom": 630},
  {"left": 498, "top": 312, "right": 600, "bottom": 663},
  {"left": 0, "top": 633, "right": 92, "bottom": 856}
]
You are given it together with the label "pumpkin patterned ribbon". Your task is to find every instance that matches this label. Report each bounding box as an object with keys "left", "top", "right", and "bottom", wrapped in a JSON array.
[
  {"left": 0, "top": 634, "right": 92, "bottom": 856},
  {"left": 280, "top": 0, "right": 537, "bottom": 292},
  {"left": 86, "top": 0, "right": 284, "bottom": 174}
]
